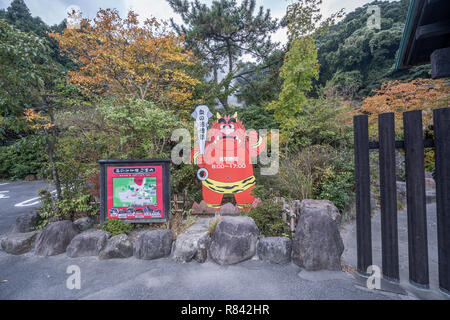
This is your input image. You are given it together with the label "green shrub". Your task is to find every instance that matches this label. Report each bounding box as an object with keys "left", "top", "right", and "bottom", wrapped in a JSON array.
[
  {"left": 0, "top": 135, "right": 46, "bottom": 179},
  {"left": 37, "top": 188, "right": 98, "bottom": 228},
  {"left": 317, "top": 148, "right": 355, "bottom": 213},
  {"left": 171, "top": 163, "right": 202, "bottom": 204},
  {"left": 247, "top": 200, "right": 290, "bottom": 237},
  {"left": 254, "top": 145, "right": 354, "bottom": 214},
  {"left": 102, "top": 219, "right": 133, "bottom": 236},
  {"left": 208, "top": 216, "right": 221, "bottom": 235}
]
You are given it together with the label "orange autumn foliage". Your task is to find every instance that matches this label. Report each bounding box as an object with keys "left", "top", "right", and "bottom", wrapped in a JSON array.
[
  {"left": 24, "top": 108, "right": 52, "bottom": 130},
  {"left": 49, "top": 9, "right": 200, "bottom": 110},
  {"left": 360, "top": 78, "right": 449, "bottom": 134}
]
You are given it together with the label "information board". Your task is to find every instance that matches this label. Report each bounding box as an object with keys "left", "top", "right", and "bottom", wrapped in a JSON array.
[{"left": 99, "top": 159, "right": 170, "bottom": 225}]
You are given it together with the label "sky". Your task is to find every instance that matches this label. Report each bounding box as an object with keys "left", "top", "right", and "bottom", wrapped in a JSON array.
[{"left": 0, "top": 0, "right": 387, "bottom": 45}]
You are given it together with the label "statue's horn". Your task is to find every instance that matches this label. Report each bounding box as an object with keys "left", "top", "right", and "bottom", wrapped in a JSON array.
[{"left": 216, "top": 112, "right": 221, "bottom": 119}]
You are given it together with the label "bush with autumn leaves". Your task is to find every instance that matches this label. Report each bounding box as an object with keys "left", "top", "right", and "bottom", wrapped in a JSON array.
[{"left": 360, "top": 78, "right": 450, "bottom": 172}]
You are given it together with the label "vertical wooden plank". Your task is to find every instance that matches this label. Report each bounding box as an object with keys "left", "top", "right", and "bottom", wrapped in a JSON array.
[
  {"left": 99, "top": 162, "right": 106, "bottom": 227},
  {"left": 403, "top": 110, "right": 429, "bottom": 288},
  {"left": 433, "top": 107, "right": 450, "bottom": 294},
  {"left": 354, "top": 115, "right": 372, "bottom": 274},
  {"left": 378, "top": 113, "right": 400, "bottom": 281}
]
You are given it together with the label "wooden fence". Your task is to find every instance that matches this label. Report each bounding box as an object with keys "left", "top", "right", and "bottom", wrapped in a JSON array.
[
  {"left": 354, "top": 108, "right": 449, "bottom": 294},
  {"left": 171, "top": 189, "right": 188, "bottom": 215}
]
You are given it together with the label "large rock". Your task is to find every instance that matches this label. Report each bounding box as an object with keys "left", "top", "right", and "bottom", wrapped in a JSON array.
[
  {"left": 134, "top": 229, "right": 173, "bottom": 260},
  {"left": 172, "top": 231, "right": 210, "bottom": 263},
  {"left": 1, "top": 231, "right": 39, "bottom": 255},
  {"left": 192, "top": 201, "right": 217, "bottom": 214},
  {"left": 99, "top": 234, "right": 134, "bottom": 260},
  {"left": 209, "top": 216, "right": 259, "bottom": 265},
  {"left": 257, "top": 237, "right": 291, "bottom": 264},
  {"left": 74, "top": 217, "right": 94, "bottom": 232},
  {"left": 299, "top": 199, "right": 341, "bottom": 224},
  {"left": 34, "top": 221, "right": 80, "bottom": 256},
  {"left": 11, "top": 211, "right": 42, "bottom": 233},
  {"left": 292, "top": 211, "right": 344, "bottom": 271},
  {"left": 66, "top": 230, "right": 109, "bottom": 257},
  {"left": 219, "top": 203, "right": 239, "bottom": 215}
]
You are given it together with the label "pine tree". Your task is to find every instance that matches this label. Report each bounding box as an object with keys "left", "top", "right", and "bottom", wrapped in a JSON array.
[
  {"left": 168, "top": 0, "right": 279, "bottom": 109},
  {"left": 5, "top": 0, "right": 47, "bottom": 37}
]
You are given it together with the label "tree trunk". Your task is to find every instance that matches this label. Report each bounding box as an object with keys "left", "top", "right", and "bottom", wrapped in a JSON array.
[{"left": 46, "top": 104, "right": 62, "bottom": 201}]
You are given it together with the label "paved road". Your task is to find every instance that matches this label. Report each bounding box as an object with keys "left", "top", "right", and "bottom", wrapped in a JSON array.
[
  {"left": 342, "top": 202, "right": 449, "bottom": 300},
  {"left": 0, "top": 180, "right": 51, "bottom": 235},
  {"left": 0, "top": 251, "right": 407, "bottom": 300},
  {"left": 0, "top": 180, "right": 408, "bottom": 300}
]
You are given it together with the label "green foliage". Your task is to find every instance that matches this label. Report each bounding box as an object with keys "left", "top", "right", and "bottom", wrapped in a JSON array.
[
  {"left": 249, "top": 184, "right": 271, "bottom": 200},
  {"left": 0, "top": 19, "right": 49, "bottom": 118},
  {"left": 102, "top": 219, "right": 133, "bottom": 236},
  {"left": 248, "top": 200, "right": 289, "bottom": 237},
  {"left": 258, "top": 145, "right": 354, "bottom": 213},
  {"left": 37, "top": 188, "right": 98, "bottom": 228},
  {"left": 316, "top": 0, "right": 431, "bottom": 97},
  {"left": 267, "top": 37, "right": 319, "bottom": 125},
  {"left": 208, "top": 216, "right": 221, "bottom": 235},
  {"left": 284, "top": 0, "right": 345, "bottom": 42},
  {"left": 228, "top": 104, "right": 279, "bottom": 131},
  {"left": 171, "top": 164, "right": 202, "bottom": 204},
  {"left": 283, "top": 97, "right": 353, "bottom": 151},
  {"left": 4, "top": 0, "right": 48, "bottom": 37},
  {"left": 51, "top": 133, "right": 99, "bottom": 194},
  {"left": 272, "top": 145, "right": 332, "bottom": 200},
  {"left": 97, "top": 99, "right": 179, "bottom": 159},
  {"left": 236, "top": 49, "right": 284, "bottom": 106},
  {"left": 316, "top": 149, "right": 355, "bottom": 213},
  {"left": 0, "top": 135, "right": 46, "bottom": 179},
  {"left": 326, "top": 70, "right": 363, "bottom": 100},
  {"left": 3, "top": 0, "right": 72, "bottom": 68}
]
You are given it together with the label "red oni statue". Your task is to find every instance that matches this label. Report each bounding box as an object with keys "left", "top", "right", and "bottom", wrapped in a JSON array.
[{"left": 192, "top": 112, "right": 266, "bottom": 211}]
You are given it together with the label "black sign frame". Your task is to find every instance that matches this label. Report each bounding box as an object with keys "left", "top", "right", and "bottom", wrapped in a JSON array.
[{"left": 98, "top": 159, "right": 171, "bottom": 226}]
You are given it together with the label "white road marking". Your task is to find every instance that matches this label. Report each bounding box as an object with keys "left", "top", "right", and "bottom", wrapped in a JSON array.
[
  {"left": 14, "top": 190, "right": 56, "bottom": 207},
  {"left": 0, "top": 183, "right": 9, "bottom": 186},
  {"left": 0, "top": 191, "right": 10, "bottom": 199}
]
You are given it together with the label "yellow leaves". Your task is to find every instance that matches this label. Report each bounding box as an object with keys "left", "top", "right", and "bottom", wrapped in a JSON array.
[
  {"left": 49, "top": 9, "right": 199, "bottom": 109},
  {"left": 360, "top": 78, "right": 450, "bottom": 136},
  {"left": 24, "top": 108, "right": 53, "bottom": 130},
  {"left": 24, "top": 108, "right": 41, "bottom": 122}
]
